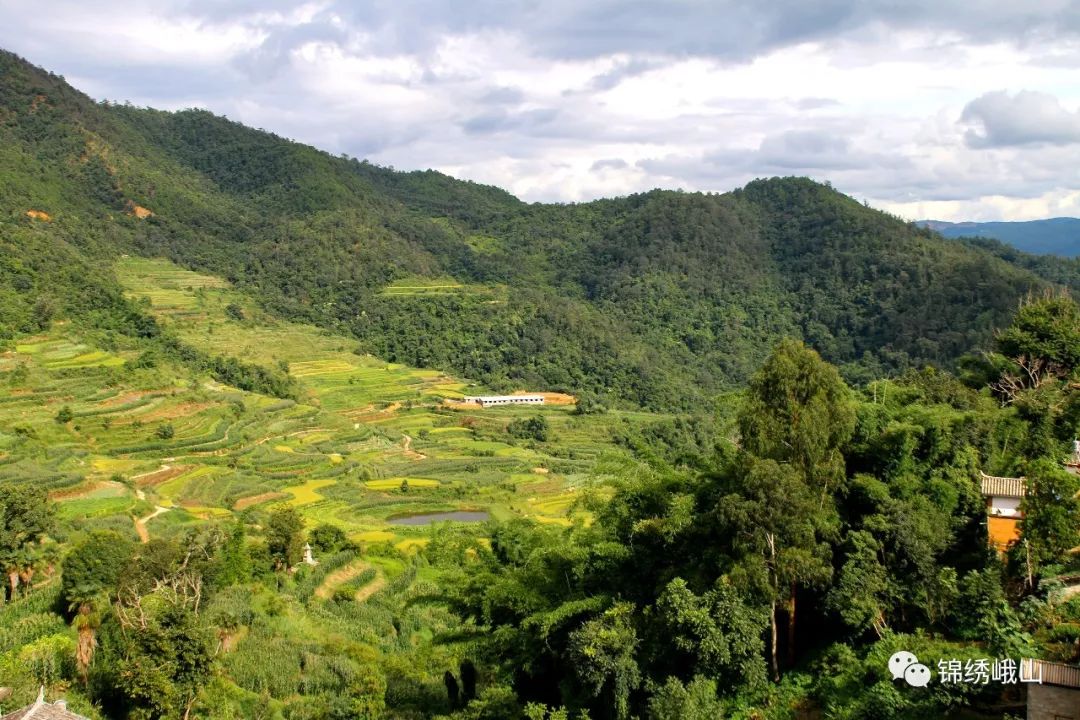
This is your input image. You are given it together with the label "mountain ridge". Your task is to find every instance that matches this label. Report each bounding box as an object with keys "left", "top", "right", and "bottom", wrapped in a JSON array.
[
  {"left": 1, "top": 48, "right": 1076, "bottom": 408},
  {"left": 920, "top": 217, "right": 1080, "bottom": 257}
]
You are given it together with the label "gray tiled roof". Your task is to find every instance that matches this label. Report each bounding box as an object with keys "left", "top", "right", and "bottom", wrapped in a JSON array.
[
  {"left": 979, "top": 471, "right": 1026, "bottom": 499},
  {"left": 1, "top": 697, "right": 89, "bottom": 720}
]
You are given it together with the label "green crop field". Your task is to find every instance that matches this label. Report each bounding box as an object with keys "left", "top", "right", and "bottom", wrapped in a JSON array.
[
  {"left": 0, "top": 258, "right": 642, "bottom": 552},
  {"left": 0, "top": 257, "right": 691, "bottom": 720}
]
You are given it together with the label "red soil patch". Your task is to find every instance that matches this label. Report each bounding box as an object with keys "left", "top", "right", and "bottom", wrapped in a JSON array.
[
  {"left": 314, "top": 561, "right": 371, "bottom": 600},
  {"left": 444, "top": 399, "right": 482, "bottom": 410},
  {"left": 401, "top": 434, "right": 426, "bottom": 460},
  {"left": 134, "top": 516, "right": 148, "bottom": 543},
  {"left": 132, "top": 465, "right": 189, "bottom": 487},
  {"left": 354, "top": 574, "right": 387, "bottom": 602},
  {"left": 234, "top": 492, "right": 288, "bottom": 510},
  {"left": 532, "top": 391, "right": 577, "bottom": 405},
  {"left": 49, "top": 480, "right": 109, "bottom": 500}
]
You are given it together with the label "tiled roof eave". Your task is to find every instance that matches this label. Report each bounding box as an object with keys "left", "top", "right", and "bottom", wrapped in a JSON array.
[{"left": 979, "top": 471, "right": 1026, "bottom": 499}]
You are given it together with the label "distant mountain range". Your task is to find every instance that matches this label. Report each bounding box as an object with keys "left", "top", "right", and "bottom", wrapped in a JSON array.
[{"left": 920, "top": 218, "right": 1080, "bottom": 257}]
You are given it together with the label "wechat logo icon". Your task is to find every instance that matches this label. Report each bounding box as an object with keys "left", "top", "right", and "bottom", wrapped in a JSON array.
[{"left": 889, "top": 650, "right": 932, "bottom": 687}]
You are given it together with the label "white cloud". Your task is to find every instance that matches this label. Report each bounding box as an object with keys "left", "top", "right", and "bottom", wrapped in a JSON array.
[
  {"left": 1, "top": 0, "right": 1079, "bottom": 220},
  {"left": 961, "top": 90, "right": 1080, "bottom": 147}
]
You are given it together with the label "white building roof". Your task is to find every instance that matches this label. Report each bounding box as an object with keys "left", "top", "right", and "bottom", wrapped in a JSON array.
[{"left": 463, "top": 395, "right": 544, "bottom": 402}]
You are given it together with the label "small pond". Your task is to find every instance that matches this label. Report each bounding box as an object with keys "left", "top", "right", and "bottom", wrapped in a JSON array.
[{"left": 388, "top": 511, "right": 490, "bottom": 526}]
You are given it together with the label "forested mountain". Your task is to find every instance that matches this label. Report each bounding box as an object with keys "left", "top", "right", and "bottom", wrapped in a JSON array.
[
  {"left": 923, "top": 218, "right": 1080, "bottom": 257},
  {"left": 0, "top": 48, "right": 1075, "bottom": 411}
]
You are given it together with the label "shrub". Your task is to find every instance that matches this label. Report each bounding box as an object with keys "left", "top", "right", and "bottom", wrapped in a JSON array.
[{"left": 507, "top": 415, "right": 549, "bottom": 442}]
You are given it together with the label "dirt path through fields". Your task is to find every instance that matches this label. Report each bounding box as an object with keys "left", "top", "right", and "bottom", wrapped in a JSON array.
[
  {"left": 134, "top": 506, "right": 170, "bottom": 543},
  {"left": 401, "top": 434, "right": 426, "bottom": 460},
  {"left": 354, "top": 574, "right": 387, "bottom": 602}
]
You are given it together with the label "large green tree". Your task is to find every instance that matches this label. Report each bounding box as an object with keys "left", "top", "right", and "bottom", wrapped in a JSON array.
[
  {"left": 1018, "top": 458, "right": 1080, "bottom": 581},
  {"left": 266, "top": 506, "right": 304, "bottom": 571},
  {"left": 729, "top": 339, "right": 855, "bottom": 677},
  {"left": 739, "top": 339, "right": 856, "bottom": 499},
  {"left": 995, "top": 290, "right": 1080, "bottom": 393},
  {"left": 718, "top": 458, "right": 832, "bottom": 680},
  {"left": 0, "top": 482, "right": 53, "bottom": 603},
  {"left": 568, "top": 603, "right": 641, "bottom": 720},
  {"left": 61, "top": 530, "right": 135, "bottom": 681},
  {"left": 654, "top": 577, "right": 768, "bottom": 690}
]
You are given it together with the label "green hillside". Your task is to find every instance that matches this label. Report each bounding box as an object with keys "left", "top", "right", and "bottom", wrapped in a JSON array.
[
  {"left": 1, "top": 50, "right": 1070, "bottom": 410},
  {"left": 2, "top": 49, "right": 1080, "bottom": 720},
  {"left": 0, "top": 255, "right": 654, "bottom": 719}
]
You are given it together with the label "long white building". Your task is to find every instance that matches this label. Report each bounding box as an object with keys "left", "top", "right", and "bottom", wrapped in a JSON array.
[{"left": 462, "top": 394, "right": 544, "bottom": 407}]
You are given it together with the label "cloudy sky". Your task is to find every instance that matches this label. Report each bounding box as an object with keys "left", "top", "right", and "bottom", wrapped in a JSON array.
[{"left": 2, "top": 1, "right": 1079, "bottom": 220}]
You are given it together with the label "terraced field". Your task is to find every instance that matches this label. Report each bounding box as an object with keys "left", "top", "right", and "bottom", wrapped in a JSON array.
[{"left": 0, "top": 257, "right": 649, "bottom": 555}]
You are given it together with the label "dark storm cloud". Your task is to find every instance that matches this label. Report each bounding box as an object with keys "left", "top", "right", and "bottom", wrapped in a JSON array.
[{"left": 961, "top": 90, "right": 1080, "bottom": 147}]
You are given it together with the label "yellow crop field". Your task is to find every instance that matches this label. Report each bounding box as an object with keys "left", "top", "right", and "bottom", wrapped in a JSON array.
[
  {"left": 282, "top": 478, "right": 337, "bottom": 505},
  {"left": 395, "top": 538, "right": 429, "bottom": 553},
  {"left": 354, "top": 530, "right": 396, "bottom": 543},
  {"left": 365, "top": 477, "right": 440, "bottom": 490}
]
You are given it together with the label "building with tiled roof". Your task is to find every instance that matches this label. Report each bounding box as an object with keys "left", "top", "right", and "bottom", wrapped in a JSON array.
[
  {"left": 0, "top": 688, "right": 88, "bottom": 720},
  {"left": 1024, "top": 659, "right": 1080, "bottom": 720},
  {"left": 979, "top": 471, "right": 1027, "bottom": 551}
]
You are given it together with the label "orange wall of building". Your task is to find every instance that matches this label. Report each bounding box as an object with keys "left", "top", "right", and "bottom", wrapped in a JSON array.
[{"left": 988, "top": 516, "right": 1021, "bottom": 551}]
